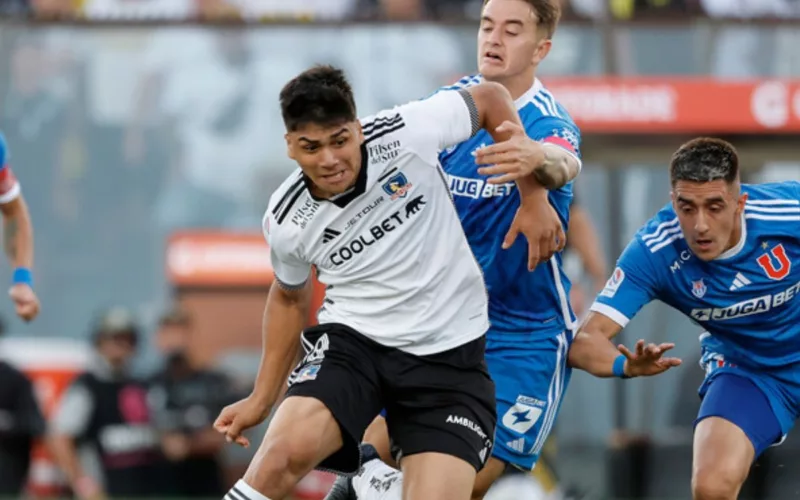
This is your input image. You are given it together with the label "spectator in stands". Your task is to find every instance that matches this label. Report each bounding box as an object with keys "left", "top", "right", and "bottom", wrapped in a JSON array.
[
  {"left": 0, "top": 314, "right": 46, "bottom": 496},
  {"left": 609, "top": 0, "right": 701, "bottom": 19},
  {"left": 147, "top": 306, "right": 233, "bottom": 498},
  {"left": 563, "top": 194, "right": 608, "bottom": 319},
  {"left": 48, "top": 308, "right": 165, "bottom": 500}
]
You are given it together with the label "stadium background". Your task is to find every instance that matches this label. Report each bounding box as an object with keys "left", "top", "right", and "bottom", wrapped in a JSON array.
[{"left": 0, "top": 0, "right": 799, "bottom": 498}]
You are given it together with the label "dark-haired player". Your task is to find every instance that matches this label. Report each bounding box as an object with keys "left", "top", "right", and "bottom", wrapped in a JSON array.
[
  {"left": 569, "top": 137, "right": 800, "bottom": 500},
  {"left": 0, "top": 133, "right": 38, "bottom": 322},
  {"left": 212, "top": 64, "right": 552, "bottom": 500}
]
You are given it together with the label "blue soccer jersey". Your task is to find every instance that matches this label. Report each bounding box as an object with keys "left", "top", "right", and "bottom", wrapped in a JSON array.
[
  {"left": 439, "top": 75, "right": 582, "bottom": 338},
  {"left": 592, "top": 181, "right": 800, "bottom": 370}
]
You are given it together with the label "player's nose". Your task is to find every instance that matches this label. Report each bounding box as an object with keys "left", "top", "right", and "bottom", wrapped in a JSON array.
[{"left": 318, "top": 147, "right": 338, "bottom": 168}]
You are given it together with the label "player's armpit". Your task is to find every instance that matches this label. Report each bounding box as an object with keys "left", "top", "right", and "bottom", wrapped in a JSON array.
[
  {"left": 567, "top": 311, "right": 625, "bottom": 376},
  {"left": 250, "top": 282, "right": 312, "bottom": 410}
]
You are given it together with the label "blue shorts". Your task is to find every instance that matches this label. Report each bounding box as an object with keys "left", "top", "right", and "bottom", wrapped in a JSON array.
[
  {"left": 697, "top": 349, "right": 791, "bottom": 458},
  {"left": 488, "top": 329, "right": 572, "bottom": 470},
  {"left": 378, "top": 329, "right": 572, "bottom": 470}
]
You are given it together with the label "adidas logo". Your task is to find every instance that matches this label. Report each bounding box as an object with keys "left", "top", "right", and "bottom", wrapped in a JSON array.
[
  {"left": 322, "top": 228, "right": 341, "bottom": 244},
  {"left": 506, "top": 438, "right": 525, "bottom": 454},
  {"left": 729, "top": 272, "right": 752, "bottom": 291}
]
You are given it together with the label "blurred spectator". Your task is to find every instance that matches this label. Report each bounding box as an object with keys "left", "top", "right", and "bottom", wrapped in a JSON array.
[
  {"left": 700, "top": 0, "right": 800, "bottom": 18},
  {"left": 0, "top": 0, "right": 31, "bottom": 15},
  {"left": 375, "top": 0, "right": 482, "bottom": 20},
  {"left": 0, "top": 315, "right": 46, "bottom": 496},
  {"left": 563, "top": 194, "right": 607, "bottom": 319},
  {"left": 147, "top": 306, "right": 233, "bottom": 498},
  {"left": 609, "top": 0, "right": 701, "bottom": 19},
  {"left": 48, "top": 308, "right": 165, "bottom": 499}
]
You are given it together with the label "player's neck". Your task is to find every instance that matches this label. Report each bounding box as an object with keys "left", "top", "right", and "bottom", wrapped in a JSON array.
[{"left": 486, "top": 70, "right": 537, "bottom": 103}]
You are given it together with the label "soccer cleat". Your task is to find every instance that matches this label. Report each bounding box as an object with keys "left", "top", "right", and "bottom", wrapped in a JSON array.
[{"left": 323, "top": 444, "right": 381, "bottom": 500}]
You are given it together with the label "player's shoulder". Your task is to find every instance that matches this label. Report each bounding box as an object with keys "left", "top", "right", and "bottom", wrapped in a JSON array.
[
  {"left": 517, "top": 79, "right": 577, "bottom": 127},
  {"left": 437, "top": 73, "right": 483, "bottom": 93},
  {"left": 742, "top": 181, "right": 800, "bottom": 204},
  {"left": 632, "top": 202, "right": 684, "bottom": 257},
  {"left": 263, "top": 170, "right": 308, "bottom": 242},
  {"left": 359, "top": 105, "right": 410, "bottom": 146}
]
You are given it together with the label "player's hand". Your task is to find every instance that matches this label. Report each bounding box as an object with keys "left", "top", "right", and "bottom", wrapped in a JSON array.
[
  {"left": 213, "top": 395, "right": 271, "bottom": 448},
  {"left": 9, "top": 283, "right": 39, "bottom": 322},
  {"left": 474, "top": 121, "right": 545, "bottom": 185},
  {"left": 618, "top": 339, "right": 682, "bottom": 377},
  {"left": 503, "top": 188, "right": 566, "bottom": 270}
]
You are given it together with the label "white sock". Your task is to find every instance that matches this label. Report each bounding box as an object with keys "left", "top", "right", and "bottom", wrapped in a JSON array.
[
  {"left": 352, "top": 459, "right": 404, "bottom": 500},
  {"left": 225, "top": 479, "right": 273, "bottom": 500}
]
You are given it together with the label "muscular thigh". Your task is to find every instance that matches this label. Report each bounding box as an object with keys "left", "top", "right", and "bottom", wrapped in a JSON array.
[
  {"left": 382, "top": 336, "right": 496, "bottom": 473},
  {"left": 488, "top": 330, "right": 572, "bottom": 471},
  {"left": 284, "top": 323, "right": 385, "bottom": 475}
]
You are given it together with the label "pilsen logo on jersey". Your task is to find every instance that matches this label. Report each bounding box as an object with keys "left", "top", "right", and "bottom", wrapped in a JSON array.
[
  {"left": 382, "top": 172, "right": 413, "bottom": 200},
  {"left": 291, "top": 198, "right": 321, "bottom": 229},
  {"left": 369, "top": 140, "right": 401, "bottom": 164},
  {"left": 691, "top": 279, "right": 707, "bottom": 299},
  {"left": 757, "top": 243, "right": 792, "bottom": 280},
  {"left": 329, "top": 195, "right": 427, "bottom": 266}
]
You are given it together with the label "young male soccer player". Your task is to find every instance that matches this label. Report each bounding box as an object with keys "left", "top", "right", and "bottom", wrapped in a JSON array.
[
  {"left": 0, "top": 133, "right": 39, "bottom": 322},
  {"left": 569, "top": 137, "right": 800, "bottom": 500},
  {"left": 212, "top": 65, "right": 555, "bottom": 500},
  {"left": 326, "top": 1, "right": 582, "bottom": 499}
]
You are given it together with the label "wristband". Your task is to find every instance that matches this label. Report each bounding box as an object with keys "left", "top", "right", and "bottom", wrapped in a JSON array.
[
  {"left": 612, "top": 354, "right": 629, "bottom": 378},
  {"left": 12, "top": 267, "right": 32, "bottom": 286}
]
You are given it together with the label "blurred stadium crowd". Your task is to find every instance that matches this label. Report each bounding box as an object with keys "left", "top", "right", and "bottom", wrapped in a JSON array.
[
  {"left": 0, "top": 0, "right": 797, "bottom": 499},
  {"left": 0, "top": 0, "right": 798, "bottom": 21}
]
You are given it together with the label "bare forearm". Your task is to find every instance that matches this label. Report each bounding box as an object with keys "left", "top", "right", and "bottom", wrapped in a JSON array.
[
  {"left": 47, "top": 435, "right": 86, "bottom": 486},
  {"left": 251, "top": 286, "right": 310, "bottom": 408},
  {"left": 0, "top": 196, "right": 33, "bottom": 269},
  {"left": 568, "top": 330, "right": 623, "bottom": 377},
  {"left": 569, "top": 207, "right": 607, "bottom": 283},
  {"left": 533, "top": 146, "right": 580, "bottom": 190}
]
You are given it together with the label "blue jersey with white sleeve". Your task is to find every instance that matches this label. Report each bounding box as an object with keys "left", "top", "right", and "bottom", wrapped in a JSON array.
[
  {"left": 439, "top": 75, "right": 582, "bottom": 337},
  {"left": 591, "top": 181, "right": 800, "bottom": 370}
]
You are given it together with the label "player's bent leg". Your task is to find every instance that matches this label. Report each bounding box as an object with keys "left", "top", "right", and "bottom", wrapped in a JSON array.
[
  {"left": 240, "top": 396, "right": 345, "bottom": 499},
  {"left": 692, "top": 373, "right": 782, "bottom": 500},
  {"left": 401, "top": 452, "right": 476, "bottom": 500},
  {"left": 363, "top": 412, "right": 396, "bottom": 467},
  {"left": 470, "top": 457, "right": 507, "bottom": 500}
]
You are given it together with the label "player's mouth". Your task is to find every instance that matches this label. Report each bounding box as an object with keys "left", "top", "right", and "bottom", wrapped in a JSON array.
[
  {"left": 321, "top": 170, "right": 347, "bottom": 184},
  {"left": 482, "top": 50, "right": 504, "bottom": 65},
  {"left": 695, "top": 238, "right": 714, "bottom": 251}
]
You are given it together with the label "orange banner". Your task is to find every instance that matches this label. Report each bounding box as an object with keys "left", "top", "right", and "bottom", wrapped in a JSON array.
[
  {"left": 545, "top": 78, "right": 800, "bottom": 133},
  {"left": 166, "top": 231, "right": 274, "bottom": 287}
]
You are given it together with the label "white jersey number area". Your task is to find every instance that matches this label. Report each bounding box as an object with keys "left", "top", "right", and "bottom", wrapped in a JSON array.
[{"left": 264, "top": 90, "right": 490, "bottom": 356}]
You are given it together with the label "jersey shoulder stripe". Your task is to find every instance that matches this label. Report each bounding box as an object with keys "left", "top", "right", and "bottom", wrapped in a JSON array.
[
  {"left": 742, "top": 182, "right": 800, "bottom": 223},
  {"left": 634, "top": 204, "right": 683, "bottom": 254},
  {"left": 363, "top": 113, "right": 406, "bottom": 144},
  {"left": 268, "top": 170, "right": 306, "bottom": 226}
]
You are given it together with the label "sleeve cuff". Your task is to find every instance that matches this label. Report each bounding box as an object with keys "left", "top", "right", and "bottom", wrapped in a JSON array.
[{"left": 589, "top": 302, "right": 630, "bottom": 328}]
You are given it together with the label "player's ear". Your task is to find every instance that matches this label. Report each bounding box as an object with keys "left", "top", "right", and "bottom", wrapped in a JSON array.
[
  {"left": 285, "top": 134, "right": 296, "bottom": 161},
  {"left": 354, "top": 120, "right": 364, "bottom": 143},
  {"left": 532, "top": 38, "right": 552, "bottom": 66},
  {"left": 737, "top": 191, "right": 749, "bottom": 213}
]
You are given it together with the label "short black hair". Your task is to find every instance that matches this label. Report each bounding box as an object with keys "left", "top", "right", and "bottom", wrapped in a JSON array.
[
  {"left": 279, "top": 65, "right": 357, "bottom": 132},
  {"left": 670, "top": 137, "right": 739, "bottom": 187}
]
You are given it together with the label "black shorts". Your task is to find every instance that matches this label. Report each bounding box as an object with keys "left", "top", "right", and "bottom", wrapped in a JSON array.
[{"left": 285, "top": 323, "right": 496, "bottom": 476}]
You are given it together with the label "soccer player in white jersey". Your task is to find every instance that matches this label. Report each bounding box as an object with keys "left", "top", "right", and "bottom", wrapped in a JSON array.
[
  {"left": 570, "top": 138, "right": 800, "bottom": 500},
  {"left": 326, "top": 1, "right": 582, "bottom": 499},
  {"left": 212, "top": 65, "right": 552, "bottom": 500},
  {"left": 0, "top": 133, "right": 38, "bottom": 322}
]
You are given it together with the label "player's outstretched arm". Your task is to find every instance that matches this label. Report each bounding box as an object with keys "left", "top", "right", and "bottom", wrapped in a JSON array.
[
  {"left": 214, "top": 282, "right": 311, "bottom": 447},
  {"left": 0, "top": 190, "right": 38, "bottom": 322},
  {"left": 568, "top": 311, "right": 681, "bottom": 378}
]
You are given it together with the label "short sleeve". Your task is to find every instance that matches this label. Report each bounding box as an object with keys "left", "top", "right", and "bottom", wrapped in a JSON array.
[
  {"left": 530, "top": 116, "right": 582, "bottom": 164},
  {"left": 0, "top": 132, "right": 20, "bottom": 204},
  {"left": 50, "top": 382, "right": 94, "bottom": 437},
  {"left": 264, "top": 216, "right": 310, "bottom": 289},
  {"left": 589, "top": 238, "right": 660, "bottom": 327},
  {"left": 396, "top": 89, "right": 477, "bottom": 164}
]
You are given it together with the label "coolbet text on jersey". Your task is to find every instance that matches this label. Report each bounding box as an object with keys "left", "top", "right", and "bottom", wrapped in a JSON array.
[
  {"left": 593, "top": 181, "right": 800, "bottom": 450},
  {"left": 437, "top": 74, "right": 582, "bottom": 469}
]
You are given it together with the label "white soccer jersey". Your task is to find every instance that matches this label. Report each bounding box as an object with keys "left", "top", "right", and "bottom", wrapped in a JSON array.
[{"left": 264, "top": 89, "right": 489, "bottom": 356}]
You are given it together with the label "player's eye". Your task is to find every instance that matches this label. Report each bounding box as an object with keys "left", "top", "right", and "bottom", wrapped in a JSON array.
[
  {"left": 334, "top": 137, "right": 348, "bottom": 147},
  {"left": 506, "top": 31, "right": 519, "bottom": 36},
  {"left": 680, "top": 206, "right": 695, "bottom": 214},
  {"left": 303, "top": 145, "right": 319, "bottom": 153},
  {"left": 481, "top": 26, "right": 493, "bottom": 33}
]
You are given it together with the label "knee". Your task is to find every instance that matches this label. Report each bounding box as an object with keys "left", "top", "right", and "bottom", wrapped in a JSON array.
[
  {"left": 692, "top": 465, "right": 743, "bottom": 500},
  {"left": 245, "top": 434, "right": 323, "bottom": 490}
]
